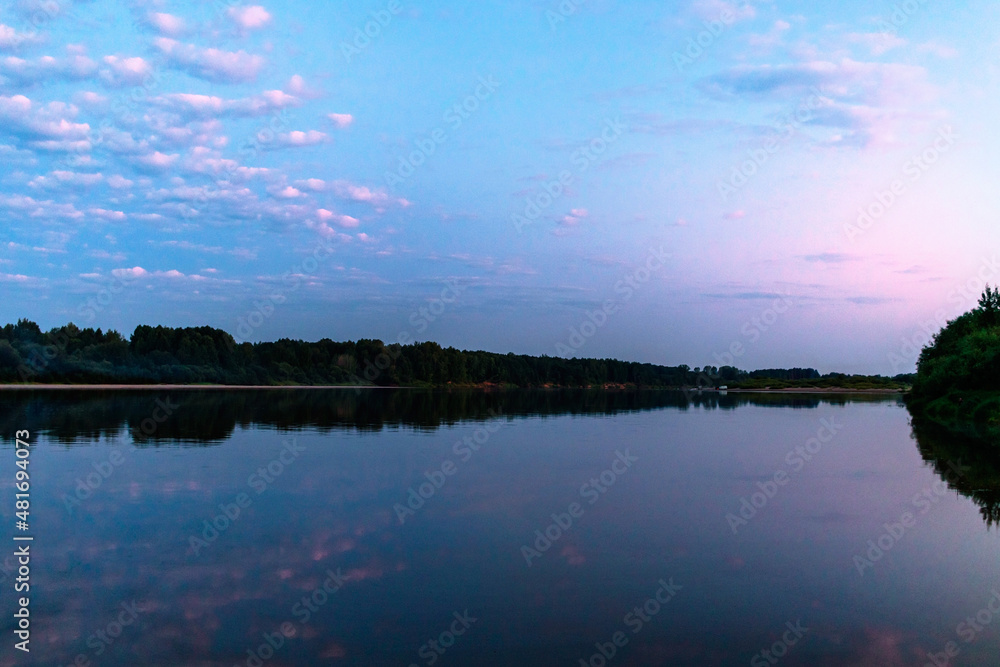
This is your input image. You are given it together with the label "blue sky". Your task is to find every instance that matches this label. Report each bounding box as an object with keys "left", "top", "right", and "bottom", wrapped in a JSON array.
[{"left": 1, "top": 0, "right": 999, "bottom": 373}]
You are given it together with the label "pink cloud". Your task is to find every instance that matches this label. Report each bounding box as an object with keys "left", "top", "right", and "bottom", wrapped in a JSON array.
[
  {"left": 299, "top": 178, "right": 326, "bottom": 191},
  {"left": 692, "top": 0, "right": 756, "bottom": 22},
  {"left": 154, "top": 38, "right": 265, "bottom": 83},
  {"left": 111, "top": 267, "right": 148, "bottom": 279},
  {"left": 0, "top": 96, "right": 91, "bottom": 147},
  {"left": 107, "top": 175, "right": 133, "bottom": 189},
  {"left": 274, "top": 186, "right": 302, "bottom": 199},
  {"left": 154, "top": 90, "right": 300, "bottom": 117},
  {"left": 846, "top": 32, "right": 907, "bottom": 56},
  {"left": 317, "top": 209, "right": 359, "bottom": 228},
  {"left": 0, "top": 54, "right": 97, "bottom": 82},
  {"left": 328, "top": 113, "right": 354, "bottom": 129},
  {"left": 29, "top": 170, "right": 103, "bottom": 188},
  {"left": 228, "top": 5, "right": 273, "bottom": 30},
  {"left": 0, "top": 23, "right": 41, "bottom": 49},
  {"left": 328, "top": 180, "right": 409, "bottom": 208},
  {"left": 560, "top": 208, "right": 589, "bottom": 226},
  {"left": 278, "top": 130, "right": 327, "bottom": 147},
  {"left": 100, "top": 55, "right": 153, "bottom": 85},
  {"left": 89, "top": 208, "right": 127, "bottom": 221},
  {"left": 149, "top": 12, "right": 186, "bottom": 36},
  {"left": 134, "top": 151, "right": 180, "bottom": 170},
  {"left": 73, "top": 91, "right": 106, "bottom": 106}
]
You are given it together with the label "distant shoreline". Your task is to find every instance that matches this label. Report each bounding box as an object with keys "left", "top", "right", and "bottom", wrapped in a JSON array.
[
  {"left": 725, "top": 387, "right": 904, "bottom": 394},
  {"left": 0, "top": 384, "right": 387, "bottom": 391},
  {"left": 0, "top": 384, "right": 904, "bottom": 394}
]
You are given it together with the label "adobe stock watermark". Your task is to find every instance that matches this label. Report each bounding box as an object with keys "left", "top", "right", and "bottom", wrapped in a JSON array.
[
  {"left": 384, "top": 74, "right": 501, "bottom": 189},
  {"left": 59, "top": 600, "right": 147, "bottom": 667},
  {"left": 556, "top": 246, "right": 669, "bottom": 357},
  {"left": 545, "top": 0, "right": 586, "bottom": 31},
  {"left": 521, "top": 450, "right": 638, "bottom": 567},
  {"left": 875, "top": 0, "right": 930, "bottom": 37},
  {"left": 577, "top": 578, "right": 682, "bottom": 667},
  {"left": 887, "top": 310, "right": 948, "bottom": 375},
  {"left": 726, "top": 416, "right": 843, "bottom": 534},
  {"left": 235, "top": 566, "right": 350, "bottom": 667},
  {"left": 233, "top": 241, "right": 337, "bottom": 344},
  {"left": 511, "top": 118, "right": 627, "bottom": 233},
  {"left": 887, "top": 256, "right": 999, "bottom": 373},
  {"left": 408, "top": 611, "right": 478, "bottom": 667},
  {"left": 61, "top": 449, "right": 127, "bottom": 514},
  {"left": 76, "top": 270, "right": 141, "bottom": 325},
  {"left": 750, "top": 620, "right": 809, "bottom": 667},
  {"left": 845, "top": 125, "right": 957, "bottom": 242},
  {"left": 8, "top": 0, "right": 78, "bottom": 47},
  {"left": 183, "top": 107, "right": 294, "bottom": 222},
  {"left": 718, "top": 89, "right": 823, "bottom": 202},
  {"left": 62, "top": 397, "right": 180, "bottom": 513},
  {"left": 853, "top": 459, "right": 970, "bottom": 576},
  {"left": 16, "top": 272, "right": 141, "bottom": 382},
  {"left": 686, "top": 293, "right": 795, "bottom": 395},
  {"left": 345, "top": 279, "right": 467, "bottom": 388},
  {"left": 234, "top": 108, "right": 293, "bottom": 165},
  {"left": 673, "top": 4, "right": 744, "bottom": 71},
  {"left": 394, "top": 409, "right": 505, "bottom": 524},
  {"left": 64, "top": 67, "right": 171, "bottom": 170},
  {"left": 946, "top": 256, "right": 1000, "bottom": 314},
  {"left": 187, "top": 438, "right": 305, "bottom": 556},
  {"left": 923, "top": 588, "right": 1000, "bottom": 667},
  {"left": 341, "top": 0, "right": 404, "bottom": 62}
]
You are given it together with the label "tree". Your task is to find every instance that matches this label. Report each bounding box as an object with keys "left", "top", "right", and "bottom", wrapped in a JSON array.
[{"left": 978, "top": 284, "right": 1000, "bottom": 326}]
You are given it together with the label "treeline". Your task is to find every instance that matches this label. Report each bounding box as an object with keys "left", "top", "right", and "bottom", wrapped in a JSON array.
[
  {"left": 0, "top": 319, "right": 909, "bottom": 388},
  {"left": 908, "top": 286, "right": 1000, "bottom": 429}
]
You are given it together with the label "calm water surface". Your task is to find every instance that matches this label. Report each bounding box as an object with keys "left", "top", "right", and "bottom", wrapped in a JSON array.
[{"left": 1, "top": 389, "right": 998, "bottom": 666}]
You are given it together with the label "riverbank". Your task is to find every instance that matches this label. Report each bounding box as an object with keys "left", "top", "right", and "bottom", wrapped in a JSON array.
[
  {"left": 726, "top": 387, "right": 904, "bottom": 394},
  {"left": 0, "top": 384, "right": 386, "bottom": 391},
  {"left": 0, "top": 383, "right": 905, "bottom": 394}
]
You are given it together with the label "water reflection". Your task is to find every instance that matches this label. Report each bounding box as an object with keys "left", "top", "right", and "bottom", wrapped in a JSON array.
[
  {"left": 0, "top": 388, "right": 895, "bottom": 445},
  {"left": 7, "top": 390, "right": 999, "bottom": 666},
  {"left": 910, "top": 416, "right": 1000, "bottom": 528}
]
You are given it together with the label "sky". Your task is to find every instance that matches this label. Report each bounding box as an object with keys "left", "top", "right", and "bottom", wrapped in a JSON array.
[{"left": 1, "top": 0, "right": 999, "bottom": 375}]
